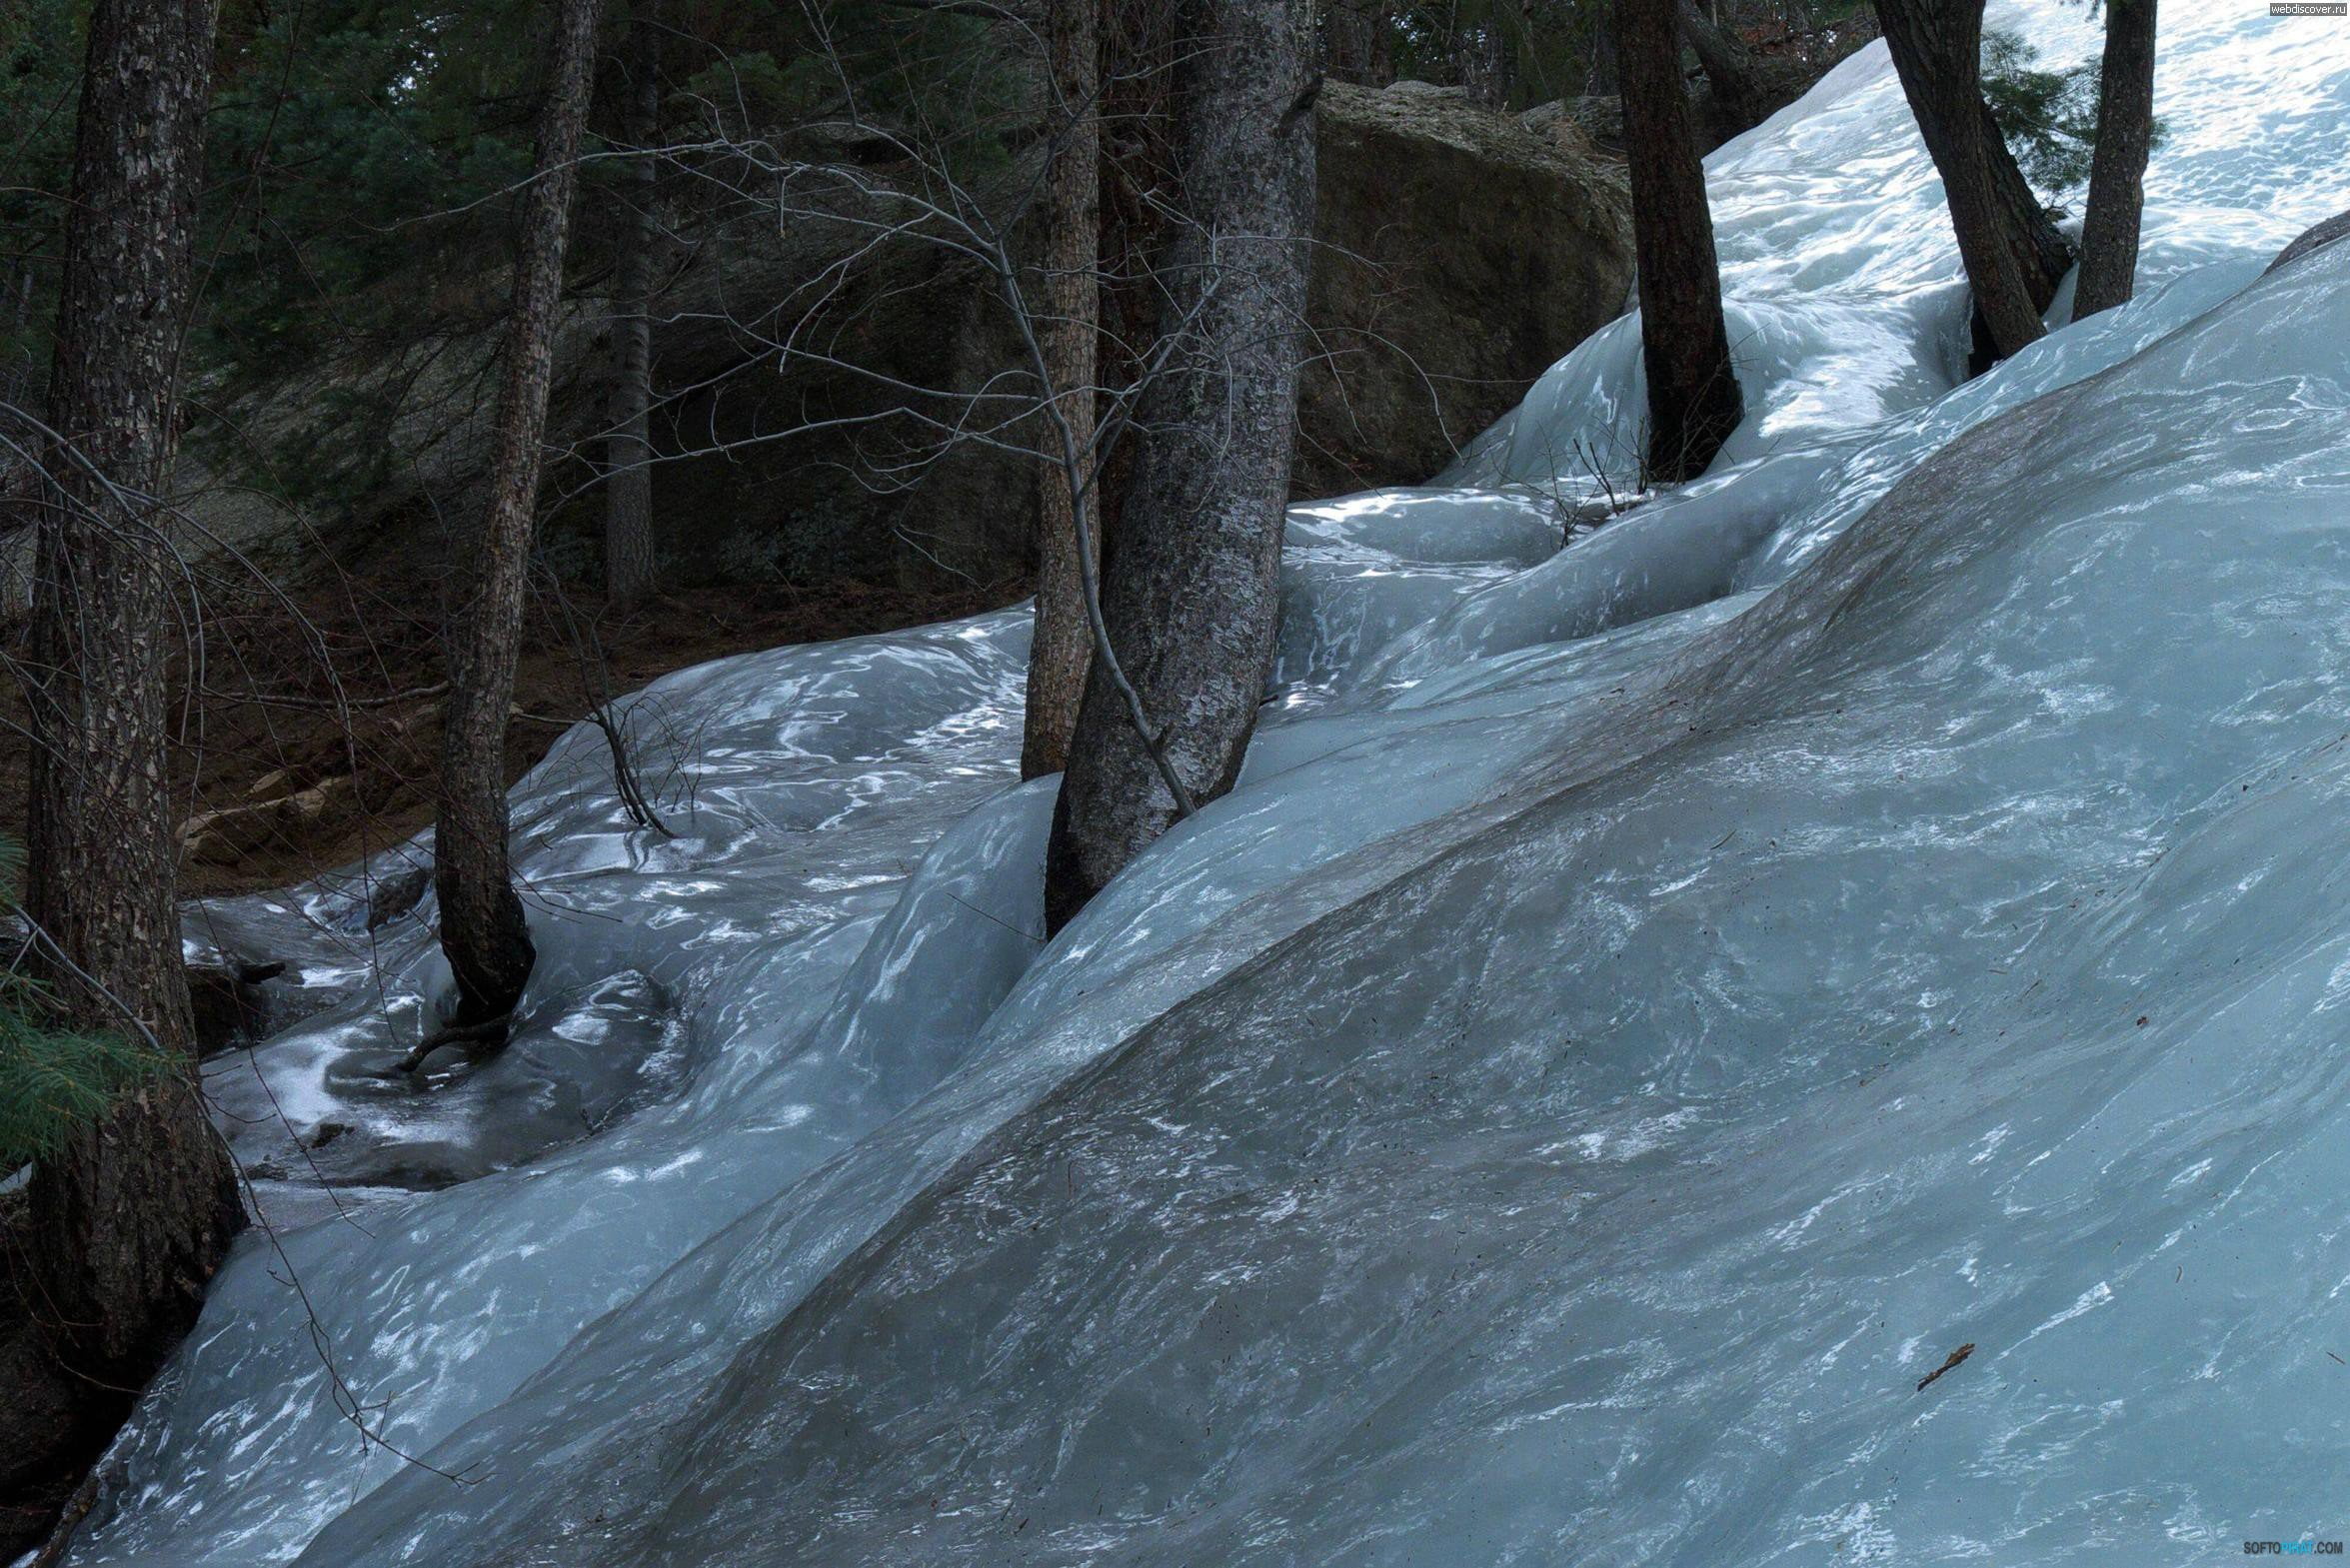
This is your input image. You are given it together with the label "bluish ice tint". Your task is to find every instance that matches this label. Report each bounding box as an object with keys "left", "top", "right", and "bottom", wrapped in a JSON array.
[{"left": 65, "top": 4, "right": 2350, "bottom": 1564}]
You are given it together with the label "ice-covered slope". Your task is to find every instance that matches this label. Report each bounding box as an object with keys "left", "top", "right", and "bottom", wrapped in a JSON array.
[
  {"left": 68, "top": 3, "right": 2350, "bottom": 1564},
  {"left": 1448, "top": 0, "right": 2346, "bottom": 497}
]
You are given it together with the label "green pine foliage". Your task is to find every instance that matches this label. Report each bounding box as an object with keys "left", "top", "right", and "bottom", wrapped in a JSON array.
[
  {"left": 1385, "top": 0, "right": 1604, "bottom": 110},
  {"left": 183, "top": 0, "right": 1020, "bottom": 512},
  {"left": 0, "top": 839, "right": 169, "bottom": 1173},
  {"left": 1982, "top": 28, "right": 2099, "bottom": 193},
  {"left": 0, "top": 978, "right": 167, "bottom": 1173},
  {"left": 198, "top": 2, "right": 544, "bottom": 381},
  {"left": 0, "top": 0, "right": 85, "bottom": 407},
  {"left": 1983, "top": 25, "right": 2168, "bottom": 202}
]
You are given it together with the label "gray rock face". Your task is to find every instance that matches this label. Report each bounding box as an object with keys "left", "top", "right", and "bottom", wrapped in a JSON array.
[
  {"left": 2268, "top": 209, "right": 2350, "bottom": 274},
  {"left": 1560, "top": 94, "right": 1627, "bottom": 154},
  {"left": 1297, "top": 80, "right": 1634, "bottom": 500},
  {"left": 187, "top": 87, "right": 1633, "bottom": 593}
]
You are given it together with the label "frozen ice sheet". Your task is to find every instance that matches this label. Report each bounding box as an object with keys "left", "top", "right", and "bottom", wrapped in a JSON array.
[{"left": 63, "top": 4, "right": 2350, "bottom": 1564}]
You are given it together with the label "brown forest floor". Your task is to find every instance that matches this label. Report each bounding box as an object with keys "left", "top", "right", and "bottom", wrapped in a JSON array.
[{"left": 0, "top": 572, "right": 1022, "bottom": 900}]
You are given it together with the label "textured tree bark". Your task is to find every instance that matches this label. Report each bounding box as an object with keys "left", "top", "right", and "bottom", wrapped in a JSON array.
[
  {"left": 1453, "top": 22, "right": 1514, "bottom": 108},
  {"left": 1021, "top": 0, "right": 1102, "bottom": 780},
  {"left": 6, "top": 0, "right": 243, "bottom": 1547},
  {"left": 1323, "top": 0, "right": 1393, "bottom": 85},
  {"left": 1678, "top": 0, "right": 1767, "bottom": 130},
  {"left": 1, "top": 263, "right": 36, "bottom": 412},
  {"left": 1876, "top": 0, "right": 2070, "bottom": 365},
  {"left": 1979, "top": 94, "right": 2073, "bottom": 311},
  {"left": 604, "top": 0, "right": 661, "bottom": 607},
  {"left": 1094, "top": 0, "right": 1178, "bottom": 559},
  {"left": 1621, "top": 0, "right": 1743, "bottom": 482},
  {"left": 435, "top": 0, "right": 605, "bottom": 1027},
  {"left": 1043, "top": 0, "right": 1318, "bottom": 932},
  {"left": 2073, "top": 0, "right": 2156, "bottom": 319}
]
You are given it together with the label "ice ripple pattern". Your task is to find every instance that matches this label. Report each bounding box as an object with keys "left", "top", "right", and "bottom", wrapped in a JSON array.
[{"left": 68, "top": 3, "right": 2350, "bottom": 1564}]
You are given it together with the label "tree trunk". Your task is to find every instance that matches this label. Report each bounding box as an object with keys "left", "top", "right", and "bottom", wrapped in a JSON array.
[
  {"left": 434, "top": 0, "right": 605, "bottom": 1028},
  {"left": 1093, "top": 0, "right": 1178, "bottom": 559},
  {"left": 604, "top": 0, "right": 661, "bottom": 607},
  {"left": 2073, "top": 0, "right": 2156, "bottom": 318},
  {"left": 1980, "top": 95, "right": 2073, "bottom": 309},
  {"left": 6, "top": 0, "right": 243, "bottom": 1546},
  {"left": 1876, "top": 0, "right": 2069, "bottom": 366},
  {"left": 1454, "top": 22, "right": 1514, "bottom": 108},
  {"left": 1323, "top": 0, "right": 1392, "bottom": 85},
  {"left": 1, "top": 263, "right": 36, "bottom": 413},
  {"left": 1621, "top": 0, "right": 1743, "bottom": 482},
  {"left": 1021, "top": 0, "right": 1101, "bottom": 780},
  {"left": 1678, "top": 0, "right": 1765, "bottom": 133},
  {"left": 1586, "top": 11, "right": 1621, "bottom": 96},
  {"left": 1043, "top": 0, "right": 1318, "bottom": 931}
]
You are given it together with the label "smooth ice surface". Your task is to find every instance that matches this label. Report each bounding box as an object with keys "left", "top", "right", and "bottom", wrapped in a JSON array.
[{"left": 63, "top": 5, "right": 2350, "bottom": 1563}]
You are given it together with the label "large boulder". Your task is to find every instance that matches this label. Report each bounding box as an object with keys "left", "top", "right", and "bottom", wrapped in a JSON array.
[
  {"left": 2269, "top": 209, "right": 2350, "bottom": 274},
  {"left": 182, "top": 88, "right": 1634, "bottom": 594},
  {"left": 1298, "top": 80, "right": 1634, "bottom": 499}
]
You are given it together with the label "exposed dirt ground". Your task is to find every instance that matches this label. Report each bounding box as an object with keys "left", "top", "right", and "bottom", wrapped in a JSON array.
[{"left": 0, "top": 571, "right": 1023, "bottom": 900}]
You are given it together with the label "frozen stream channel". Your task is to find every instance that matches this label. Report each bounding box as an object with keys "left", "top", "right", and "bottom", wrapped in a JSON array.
[{"left": 63, "top": 2, "right": 2350, "bottom": 1562}]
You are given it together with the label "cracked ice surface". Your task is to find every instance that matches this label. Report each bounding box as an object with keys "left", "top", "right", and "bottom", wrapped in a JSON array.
[{"left": 70, "top": 2, "right": 2350, "bottom": 1563}]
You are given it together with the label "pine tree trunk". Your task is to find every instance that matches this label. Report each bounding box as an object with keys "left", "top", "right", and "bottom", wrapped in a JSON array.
[
  {"left": 1979, "top": 95, "right": 2073, "bottom": 310},
  {"left": 1021, "top": 0, "right": 1101, "bottom": 780},
  {"left": 1, "top": 263, "right": 35, "bottom": 412},
  {"left": 1043, "top": 0, "right": 1318, "bottom": 931},
  {"left": 435, "top": 0, "right": 604, "bottom": 1027},
  {"left": 604, "top": 0, "right": 660, "bottom": 607},
  {"left": 1093, "top": 0, "right": 1178, "bottom": 559},
  {"left": 7, "top": 0, "right": 243, "bottom": 1541},
  {"left": 1876, "top": 0, "right": 2068, "bottom": 365},
  {"left": 2073, "top": 0, "right": 2156, "bottom": 319},
  {"left": 1454, "top": 23, "right": 1514, "bottom": 108},
  {"left": 1324, "top": 0, "right": 1393, "bottom": 85},
  {"left": 1621, "top": 0, "right": 1743, "bottom": 481},
  {"left": 1677, "top": 0, "right": 1766, "bottom": 131}
]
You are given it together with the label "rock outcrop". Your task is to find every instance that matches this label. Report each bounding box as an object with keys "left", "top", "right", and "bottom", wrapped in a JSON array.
[
  {"left": 185, "top": 86, "right": 1635, "bottom": 594},
  {"left": 2269, "top": 209, "right": 2350, "bottom": 274},
  {"left": 1298, "top": 80, "right": 1634, "bottom": 499}
]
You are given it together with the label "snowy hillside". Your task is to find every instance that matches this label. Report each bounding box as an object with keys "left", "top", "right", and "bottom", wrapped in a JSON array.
[{"left": 73, "top": 2, "right": 2350, "bottom": 1562}]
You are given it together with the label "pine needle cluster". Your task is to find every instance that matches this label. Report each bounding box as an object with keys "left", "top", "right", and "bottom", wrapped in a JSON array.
[
  {"left": 1983, "top": 26, "right": 2169, "bottom": 203},
  {"left": 0, "top": 839, "right": 169, "bottom": 1173}
]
